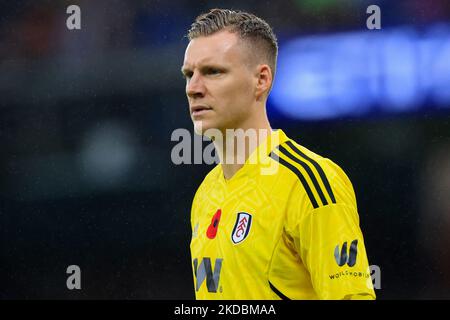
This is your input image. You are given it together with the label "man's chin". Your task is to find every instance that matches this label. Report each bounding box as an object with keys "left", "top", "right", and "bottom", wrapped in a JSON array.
[
  {"left": 193, "top": 120, "right": 210, "bottom": 134},
  {"left": 193, "top": 120, "right": 222, "bottom": 138},
  {"left": 193, "top": 120, "right": 205, "bottom": 135}
]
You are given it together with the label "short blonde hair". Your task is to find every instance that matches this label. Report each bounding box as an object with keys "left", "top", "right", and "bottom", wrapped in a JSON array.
[{"left": 187, "top": 8, "right": 278, "bottom": 77}]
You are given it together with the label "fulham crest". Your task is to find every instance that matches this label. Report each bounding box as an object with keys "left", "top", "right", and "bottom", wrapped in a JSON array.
[{"left": 231, "top": 212, "right": 252, "bottom": 244}]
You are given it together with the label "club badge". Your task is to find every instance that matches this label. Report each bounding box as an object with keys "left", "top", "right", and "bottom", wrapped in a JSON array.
[{"left": 231, "top": 212, "right": 252, "bottom": 244}]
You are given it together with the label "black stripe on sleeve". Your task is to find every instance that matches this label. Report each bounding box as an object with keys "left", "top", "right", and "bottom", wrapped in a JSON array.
[
  {"left": 277, "top": 145, "right": 328, "bottom": 207},
  {"left": 269, "top": 151, "right": 319, "bottom": 209},
  {"left": 285, "top": 140, "right": 337, "bottom": 204},
  {"left": 269, "top": 281, "right": 291, "bottom": 300}
]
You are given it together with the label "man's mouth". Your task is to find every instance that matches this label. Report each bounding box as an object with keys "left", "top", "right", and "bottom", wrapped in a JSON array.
[{"left": 191, "top": 105, "right": 212, "bottom": 116}]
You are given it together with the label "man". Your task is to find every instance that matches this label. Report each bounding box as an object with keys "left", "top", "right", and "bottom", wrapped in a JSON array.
[{"left": 181, "top": 8, "right": 376, "bottom": 300}]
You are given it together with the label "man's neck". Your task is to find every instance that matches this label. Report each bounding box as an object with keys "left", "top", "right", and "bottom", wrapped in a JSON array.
[{"left": 214, "top": 122, "right": 272, "bottom": 180}]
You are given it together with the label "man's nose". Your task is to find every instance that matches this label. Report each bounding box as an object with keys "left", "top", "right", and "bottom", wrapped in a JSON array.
[{"left": 186, "top": 72, "right": 205, "bottom": 98}]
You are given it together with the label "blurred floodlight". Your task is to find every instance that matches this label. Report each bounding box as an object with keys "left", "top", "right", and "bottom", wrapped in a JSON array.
[
  {"left": 79, "top": 120, "right": 138, "bottom": 188},
  {"left": 270, "top": 23, "right": 450, "bottom": 120}
]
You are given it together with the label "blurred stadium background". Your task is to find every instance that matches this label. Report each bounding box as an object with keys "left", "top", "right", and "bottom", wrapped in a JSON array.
[{"left": 1, "top": 0, "right": 449, "bottom": 299}]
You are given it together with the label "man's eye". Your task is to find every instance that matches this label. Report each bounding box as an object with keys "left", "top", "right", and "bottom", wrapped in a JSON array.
[{"left": 207, "top": 69, "right": 221, "bottom": 75}]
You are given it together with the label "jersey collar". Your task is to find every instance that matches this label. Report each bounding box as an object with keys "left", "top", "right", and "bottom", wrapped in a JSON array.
[{"left": 219, "top": 129, "right": 290, "bottom": 183}]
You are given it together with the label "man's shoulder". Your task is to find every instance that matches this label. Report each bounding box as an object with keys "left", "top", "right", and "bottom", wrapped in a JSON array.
[
  {"left": 273, "top": 137, "right": 344, "bottom": 181},
  {"left": 271, "top": 135, "right": 354, "bottom": 210},
  {"left": 192, "top": 164, "right": 222, "bottom": 201},
  {"left": 287, "top": 140, "right": 352, "bottom": 190},
  {"left": 201, "top": 163, "right": 222, "bottom": 185}
]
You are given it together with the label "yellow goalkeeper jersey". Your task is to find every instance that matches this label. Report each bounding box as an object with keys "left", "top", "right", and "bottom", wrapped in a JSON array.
[{"left": 190, "top": 129, "right": 376, "bottom": 300}]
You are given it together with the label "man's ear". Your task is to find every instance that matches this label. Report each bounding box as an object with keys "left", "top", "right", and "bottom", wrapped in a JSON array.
[{"left": 255, "top": 64, "right": 273, "bottom": 101}]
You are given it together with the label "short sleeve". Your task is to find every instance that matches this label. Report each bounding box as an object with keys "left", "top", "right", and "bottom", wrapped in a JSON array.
[
  {"left": 294, "top": 203, "right": 376, "bottom": 299},
  {"left": 285, "top": 159, "right": 376, "bottom": 300}
]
